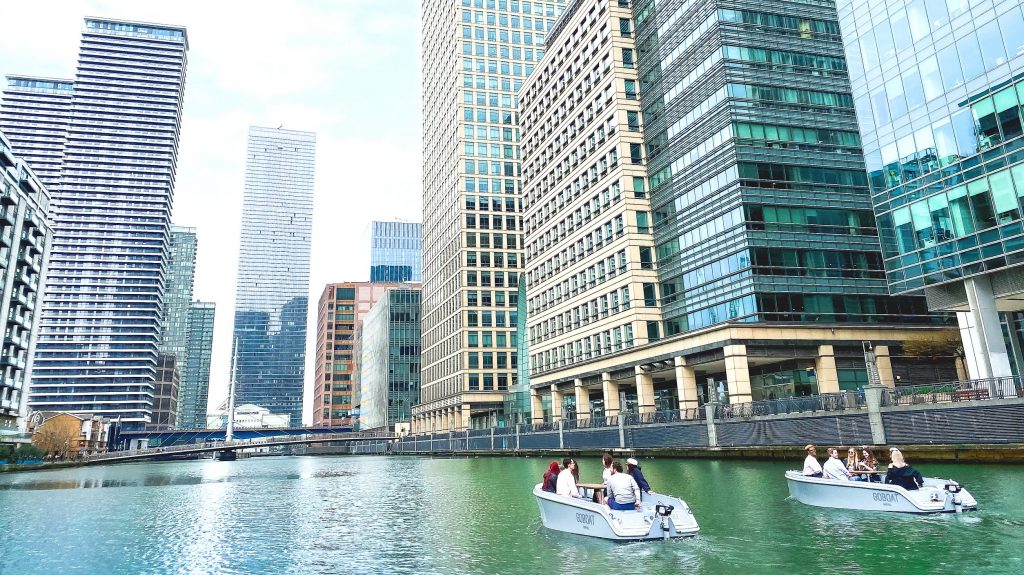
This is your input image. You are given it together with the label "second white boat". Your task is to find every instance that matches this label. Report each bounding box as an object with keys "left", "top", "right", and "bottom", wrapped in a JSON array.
[{"left": 785, "top": 470, "right": 978, "bottom": 513}]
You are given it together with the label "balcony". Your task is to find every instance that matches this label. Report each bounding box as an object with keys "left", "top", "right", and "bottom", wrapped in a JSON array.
[
  {"left": 0, "top": 228, "right": 13, "bottom": 248},
  {"left": 0, "top": 142, "right": 14, "bottom": 168},
  {"left": 0, "top": 183, "right": 15, "bottom": 206},
  {"left": 1, "top": 355, "right": 27, "bottom": 371}
]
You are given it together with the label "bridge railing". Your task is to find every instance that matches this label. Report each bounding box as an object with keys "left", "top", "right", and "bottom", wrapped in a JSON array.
[{"left": 88, "top": 431, "right": 395, "bottom": 461}]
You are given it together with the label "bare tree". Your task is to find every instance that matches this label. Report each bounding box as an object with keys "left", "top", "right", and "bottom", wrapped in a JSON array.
[{"left": 33, "top": 425, "right": 79, "bottom": 459}]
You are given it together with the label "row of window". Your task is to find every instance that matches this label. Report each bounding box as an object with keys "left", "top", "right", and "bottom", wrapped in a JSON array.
[
  {"left": 524, "top": 114, "right": 619, "bottom": 205},
  {"left": 527, "top": 181, "right": 628, "bottom": 258},
  {"left": 528, "top": 284, "right": 632, "bottom": 345},
  {"left": 530, "top": 323, "right": 635, "bottom": 374},
  {"left": 528, "top": 249, "right": 629, "bottom": 312},
  {"left": 466, "top": 270, "right": 519, "bottom": 289},
  {"left": 467, "top": 350, "right": 518, "bottom": 369},
  {"left": 465, "top": 232, "right": 520, "bottom": 250},
  {"left": 466, "top": 250, "right": 520, "bottom": 268}
]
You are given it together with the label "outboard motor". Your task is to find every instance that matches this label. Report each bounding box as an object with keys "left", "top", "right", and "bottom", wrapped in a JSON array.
[
  {"left": 945, "top": 482, "right": 964, "bottom": 513},
  {"left": 655, "top": 504, "right": 675, "bottom": 540}
]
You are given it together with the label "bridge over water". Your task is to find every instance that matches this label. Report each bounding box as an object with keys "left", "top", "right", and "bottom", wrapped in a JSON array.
[{"left": 87, "top": 431, "right": 396, "bottom": 465}]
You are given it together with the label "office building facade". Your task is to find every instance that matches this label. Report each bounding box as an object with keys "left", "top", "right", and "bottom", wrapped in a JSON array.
[
  {"left": 313, "top": 282, "right": 407, "bottom": 427},
  {"left": 0, "top": 131, "right": 52, "bottom": 433},
  {"left": 837, "top": 0, "right": 1024, "bottom": 380},
  {"left": 359, "top": 288, "right": 422, "bottom": 430},
  {"left": 513, "top": 0, "right": 957, "bottom": 422},
  {"left": 231, "top": 127, "right": 315, "bottom": 426},
  {"left": 0, "top": 19, "right": 188, "bottom": 426},
  {"left": 417, "top": 0, "right": 568, "bottom": 432},
  {"left": 370, "top": 221, "right": 423, "bottom": 282},
  {"left": 147, "top": 354, "right": 179, "bottom": 429},
  {"left": 179, "top": 301, "right": 215, "bottom": 429}
]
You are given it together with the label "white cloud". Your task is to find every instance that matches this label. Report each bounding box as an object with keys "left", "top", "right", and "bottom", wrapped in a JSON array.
[{"left": 0, "top": 0, "right": 423, "bottom": 424}]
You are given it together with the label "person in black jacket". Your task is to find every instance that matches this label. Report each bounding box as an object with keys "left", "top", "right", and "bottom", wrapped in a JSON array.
[
  {"left": 626, "top": 458, "right": 652, "bottom": 495},
  {"left": 884, "top": 448, "right": 924, "bottom": 490}
]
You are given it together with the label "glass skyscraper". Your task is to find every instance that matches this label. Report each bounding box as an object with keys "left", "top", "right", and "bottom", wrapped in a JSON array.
[
  {"left": 370, "top": 221, "right": 422, "bottom": 282},
  {"left": 359, "top": 288, "right": 421, "bottom": 430},
  {"left": 180, "top": 301, "right": 215, "bottom": 429},
  {"left": 160, "top": 227, "right": 196, "bottom": 378},
  {"left": 637, "top": 0, "right": 937, "bottom": 336},
  {"left": 838, "top": 0, "right": 1024, "bottom": 380},
  {"left": 231, "top": 127, "right": 315, "bottom": 425},
  {"left": 0, "top": 19, "right": 188, "bottom": 426},
  {"left": 416, "top": 0, "right": 567, "bottom": 433}
]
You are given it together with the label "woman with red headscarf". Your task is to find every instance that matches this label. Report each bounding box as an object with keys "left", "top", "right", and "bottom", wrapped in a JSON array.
[{"left": 542, "top": 461, "right": 561, "bottom": 492}]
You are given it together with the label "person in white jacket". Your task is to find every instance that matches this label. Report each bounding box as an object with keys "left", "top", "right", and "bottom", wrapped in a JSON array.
[
  {"left": 556, "top": 458, "right": 582, "bottom": 497},
  {"left": 802, "top": 444, "right": 823, "bottom": 477},
  {"left": 822, "top": 447, "right": 853, "bottom": 481}
]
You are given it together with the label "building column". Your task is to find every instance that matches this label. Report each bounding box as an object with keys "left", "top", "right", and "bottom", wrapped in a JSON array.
[
  {"left": 574, "top": 378, "right": 590, "bottom": 419},
  {"left": 602, "top": 372, "right": 620, "bottom": 416},
  {"left": 530, "top": 388, "right": 544, "bottom": 423},
  {"left": 959, "top": 275, "right": 1013, "bottom": 379},
  {"left": 675, "top": 356, "right": 698, "bottom": 414},
  {"left": 550, "top": 384, "right": 564, "bottom": 421},
  {"left": 874, "top": 345, "right": 896, "bottom": 388},
  {"left": 635, "top": 366, "right": 655, "bottom": 414},
  {"left": 724, "top": 345, "right": 752, "bottom": 404},
  {"left": 815, "top": 345, "right": 841, "bottom": 394},
  {"left": 459, "top": 405, "right": 471, "bottom": 431}
]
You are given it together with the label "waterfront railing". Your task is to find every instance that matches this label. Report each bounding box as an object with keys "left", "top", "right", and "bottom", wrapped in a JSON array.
[{"left": 881, "top": 377, "right": 1021, "bottom": 406}]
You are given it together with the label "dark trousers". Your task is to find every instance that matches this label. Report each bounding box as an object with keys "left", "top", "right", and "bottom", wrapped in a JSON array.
[{"left": 608, "top": 499, "right": 636, "bottom": 510}]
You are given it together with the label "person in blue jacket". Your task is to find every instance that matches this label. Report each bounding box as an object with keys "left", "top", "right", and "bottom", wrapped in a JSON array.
[{"left": 626, "top": 458, "right": 652, "bottom": 495}]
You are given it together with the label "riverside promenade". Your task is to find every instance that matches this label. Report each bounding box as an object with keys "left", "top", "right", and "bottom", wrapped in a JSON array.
[{"left": 328, "top": 378, "right": 1024, "bottom": 462}]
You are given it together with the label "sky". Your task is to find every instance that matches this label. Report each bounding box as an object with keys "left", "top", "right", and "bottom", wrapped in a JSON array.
[{"left": 0, "top": 0, "right": 423, "bottom": 424}]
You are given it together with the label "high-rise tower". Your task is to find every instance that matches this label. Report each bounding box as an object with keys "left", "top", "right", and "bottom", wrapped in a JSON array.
[
  {"left": 415, "top": 0, "right": 567, "bottom": 432},
  {"left": 0, "top": 19, "right": 188, "bottom": 426},
  {"left": 180, "top": 301, "right": 215, "bottom": 429},
  {"left": 370, "top": 221, "right": 422, "bottom": 283},
  {"left": 230, "top": 127, "right": 315, "bottom": 426}
]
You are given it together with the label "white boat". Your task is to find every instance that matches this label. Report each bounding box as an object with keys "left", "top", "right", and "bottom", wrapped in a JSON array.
[
  {"left": 533, "top": 484, "right": 700, "bottom": 540},
  {"left": 785, "top": 470, "right": 978, "bottom": 514}
]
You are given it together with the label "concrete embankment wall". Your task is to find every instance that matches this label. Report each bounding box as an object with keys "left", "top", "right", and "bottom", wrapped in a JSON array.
[{"left": 324, "top": 398, "right": 1024, "bottom": 464}]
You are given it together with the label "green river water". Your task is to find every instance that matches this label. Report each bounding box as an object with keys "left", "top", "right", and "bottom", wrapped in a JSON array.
[{"left": 0, "top": 455, "right": 1021, "bottom": 574}]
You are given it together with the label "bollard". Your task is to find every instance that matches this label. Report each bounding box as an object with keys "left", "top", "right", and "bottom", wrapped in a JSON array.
[
  {"left": 704, "top": 402, "right": 718, "bottom": 448},
  {"left": 864, "top": 385, "right": 887, "bottom": 445}
]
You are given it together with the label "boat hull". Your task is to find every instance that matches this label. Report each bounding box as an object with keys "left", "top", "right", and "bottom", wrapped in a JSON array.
[
  {"left": 786, "top": 471, "right": 977, "bottom": 513},
  {"left": 534, "top": 485, "right": 699, "bottom": 541}
]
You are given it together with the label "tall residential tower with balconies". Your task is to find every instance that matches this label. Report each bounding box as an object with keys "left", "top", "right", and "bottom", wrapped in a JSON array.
[
  {"left": 0, "top": 19, "right": 188, "bottom": 427},
  {"left": 0, "top": 131, "right": 52, "bottom": 434}
]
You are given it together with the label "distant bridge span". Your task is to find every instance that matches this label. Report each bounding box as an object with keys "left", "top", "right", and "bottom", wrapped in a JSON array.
[{"left": 85, "top": 432, "right": 396, "bottom": 465}]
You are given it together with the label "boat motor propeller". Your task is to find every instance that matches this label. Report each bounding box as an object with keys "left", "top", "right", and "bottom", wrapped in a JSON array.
[
  {"left": 655, "top": 504, "right": 675, "bottom": 540},
  {"left": 946, "top": 482, "right": 964, "bottom": 512}
]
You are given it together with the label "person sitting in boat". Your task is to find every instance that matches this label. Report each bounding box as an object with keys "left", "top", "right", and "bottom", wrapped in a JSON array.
[
  {"left": 845, "top": 447, "right": 863, "bottom": 481},
  {"left": 542, "top": 461, "right": 560, "bottom": 493},
  {"left": 822, "top": 447, "right": 853, "bottom": 481},
  {"left": 556, "top": 458, "right": 583, "bottom": 498},
  {"left": 884, "top": 448, "right": 924, "bottom": 490},
  {"left": 626, "top": 458, "right": 652, "bottom": 495},
  {"left": 601, "top": 452, "right": 614, "bottom": 483},
  {"left": 605, "top": 461, "right": 642, "bottom": 510},
  {"left": 802, "top": 444, "right": 823, "bottom": 477},
  {"left": 859, "top": 447, "right": 879, "bottom": 483}
]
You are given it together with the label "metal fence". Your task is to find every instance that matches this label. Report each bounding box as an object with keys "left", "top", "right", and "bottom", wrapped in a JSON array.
[
  {"left": 715, "top": 392, "right": 865, "bottom": 419},
  {"left": 392, "top": 382, "right": 1024, "bottom": 454},
  {"left": 881, "top": 377, "right": 1022, "bottom": 406}
]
